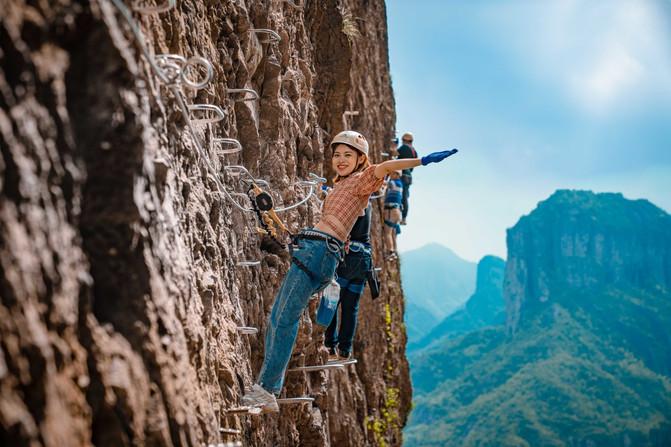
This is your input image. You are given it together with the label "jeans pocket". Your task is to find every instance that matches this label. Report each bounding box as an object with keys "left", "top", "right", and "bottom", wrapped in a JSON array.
[{"left": 319, "top": 253, "right": 338, "bottom": 284}]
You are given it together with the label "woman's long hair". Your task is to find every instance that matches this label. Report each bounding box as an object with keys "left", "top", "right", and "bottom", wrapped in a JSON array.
[{"left": 332, "top": 151, "right": 370, "bottom": 184}]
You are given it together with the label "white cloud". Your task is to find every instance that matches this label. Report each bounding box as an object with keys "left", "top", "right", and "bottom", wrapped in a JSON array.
[
  {"left": 483, "top": 0, "right": 671, "bottom": 115},
  {"left": 570, "top": 45, "right": 644, "bottom": 113}
]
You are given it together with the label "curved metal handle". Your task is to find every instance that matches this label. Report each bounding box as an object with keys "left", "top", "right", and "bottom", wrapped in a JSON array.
[
  {"left": 212, "top": 138, "right": 242, "bottom": 155},
  {"left": 276, "top": 397, "right": 315, "bottom": 404},
  {"left": 252, "top": 28, "right": 282, "bottom": 44},
  {"left": 308, "top": 172, "right": 327, "bottom": 183},
  {"left": 181, "top": 56, "right": 214, "bottom": 89},
  {"left": 154, "top": 54, "right": 213, "bottom": 89},
  {"left": 275, "top": 181, "right": 315, "bottom": 213},
  {"left": 284, "top": 0, "right": 303, "bottom": 9},
  {"left": 188, "top": 104, "right": 226, "bottom": 124},
  {"left": 225, "top": 88, "right": 259, "bottom": 102},
  {"left": 155, "top": 54, "right": 185, "bottom": 84},
  {"left": 224, "top": 166, "right": 270, "bottom": 188}
]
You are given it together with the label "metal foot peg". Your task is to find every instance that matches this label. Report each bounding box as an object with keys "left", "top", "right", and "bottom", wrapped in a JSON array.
[
  {"left": 236, "top": 326, "right": 259, "bottom": 335},
  {"left": 276, "top": 397, "right": 314, "bottom": 405},
  {"left": 225, "top": 88, "right": 259, "bottom": 102},
  {"left": 252, "top": 29, "right": 282, "bottom": 43},
  {"left": 236, "top": 261, "right": 261, "bottom": 267},
  {"left": 326, "top": 358, "right": 358, "bottom": 367},
  {"left": 220, "top": 428, "right": 241, "bottom": 435},
  {"left": 188, "top": 104, "right": 226, "bottom": 124},
  {"left": 288, "top": 363, "right": 346, "bottom": 372},
  {"left": 224, "top": 406, "right": 262, "bottom": 415},
  {"left": 132, "top": 0, "right": 175, "bottom": 13},
  {"left": 212, "top": 138, "right": 242, "bottom": 155}
]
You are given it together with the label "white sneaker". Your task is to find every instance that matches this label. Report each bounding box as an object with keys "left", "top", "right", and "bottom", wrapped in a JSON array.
[{"left": 241, "top": 384, "right": 279, "bottom": 414}]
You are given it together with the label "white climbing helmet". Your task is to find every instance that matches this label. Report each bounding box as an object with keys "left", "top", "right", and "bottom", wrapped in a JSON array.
[{"left": 330, "top": 130, "right": 369, "bottom": 157}]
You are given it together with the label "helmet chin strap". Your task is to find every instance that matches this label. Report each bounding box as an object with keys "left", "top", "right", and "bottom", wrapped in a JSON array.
[{"left": 339, "top": 156, "right": 364, "bottom": 178}]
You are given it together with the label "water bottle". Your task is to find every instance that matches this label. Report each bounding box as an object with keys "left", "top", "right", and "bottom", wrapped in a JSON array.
[{"left": 316, "top": 280, "right": 340, "bottom": 326}]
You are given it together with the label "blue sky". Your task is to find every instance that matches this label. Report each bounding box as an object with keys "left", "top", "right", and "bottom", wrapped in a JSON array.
[{"left": 387, "top": 0, "right": 671, "bottom": 262}]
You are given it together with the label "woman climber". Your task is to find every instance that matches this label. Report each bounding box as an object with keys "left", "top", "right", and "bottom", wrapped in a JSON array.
[{"left": 242, "top": 130, "right": 457, "bottom": 412}]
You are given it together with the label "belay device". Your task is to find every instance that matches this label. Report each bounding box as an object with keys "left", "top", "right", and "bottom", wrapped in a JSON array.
[{"left": 247, "top": 182, "right": 289, "bottom": 247}]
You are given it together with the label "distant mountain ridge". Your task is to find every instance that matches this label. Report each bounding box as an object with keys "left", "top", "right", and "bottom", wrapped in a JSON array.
[
  {"left": 405, "top": 190, "right": 671, "bottom": 446},
  {"left": 408, "top": 255, "right": 505, "bottom": 353},
  {"left": 400, "top": 243, "right": 476, "bottom": 342}
]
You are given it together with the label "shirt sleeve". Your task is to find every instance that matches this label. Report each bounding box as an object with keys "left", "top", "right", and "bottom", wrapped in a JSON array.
[{"left": 354, "top": 165, "right": 385, "bottom": 196}]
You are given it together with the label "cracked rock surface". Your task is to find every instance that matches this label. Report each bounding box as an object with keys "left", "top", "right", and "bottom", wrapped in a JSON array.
[{"left": 1, "top": 0, "right": 411, "bottom": 445}]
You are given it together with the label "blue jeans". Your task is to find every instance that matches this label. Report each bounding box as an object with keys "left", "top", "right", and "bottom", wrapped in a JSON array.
[
  {"left": 325, "top": 250, "right": 371, "bottom": 356},
  {"left": 258, "top": 234, "right": 340, "bottom": 394}
]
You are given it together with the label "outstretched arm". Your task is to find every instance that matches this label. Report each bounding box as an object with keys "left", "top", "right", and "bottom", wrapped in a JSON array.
[
  {"left": 374, "top": 149, "right": 458, "bottom": 179},
  {"left": 374, "top": 158, "right": 420, "bottom": 178}
]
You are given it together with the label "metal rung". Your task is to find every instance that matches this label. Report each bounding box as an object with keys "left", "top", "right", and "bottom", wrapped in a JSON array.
[
  {"left": 326, "top": 358, "right": 358, "bottom": 366},
  {"left": 220, "top": 428, "right": 242, "bottom": 435},
  {"left": 155, "top": 54, "right": 213, "bottom": 89},
  {"left": 229, "top": 192, "right": 249, "bottom": 200},
  {"left": 188, "top": 104, "right": 226, "bottom": 124},
  {"left": 224, "top": 166, "right": 270, "bottom": 188},
  {"left": 208, "top": 443, "right": 242, "bottom": 447},
  {"left": 224, "top": 406, "right": 262, "bottom": 415},
  {"left": 381, "top": 152, "right": 390, "bottom": 157},
  {"left": 295, "top": 180, "right": 317, "bottom": 187},
  {"left": 154, "top": 54, "right": 184, "bottom": 84},
  {"left": 179, "top": 56, "right": 213, "bottom": 90},
  {"left": 342, "top": 110, "right": 359, "bottom": 129},
  {"left": 236, "top": 261, "right": 260, "bottom": 267},
  {"left": 284, "top": 0, "right": 303, "bottom": 9},
  {"left": 308, "top": 173, "right": 327, "bottom": 183},
  {"left": 374, "top": 267, "right": 382, "bottom": 272},
  {"left": 132, "top": 0, "right": 175, "bottom": 13},
  {"left": 288, "top": 363, "right": 346, "bottom": 372},
  {"left": 225, "top": 88, "right": 259, "bottom": 102},
  {"left": 276, "top": 397, "right": 314, "bottom": 405},
  {"left": 236, "top": 326, "right": 259, "bottom": 335},
  {"left": 212, "top": 138, "right": 242, "bottom": 155},
  {"left": 252, "top": 28, "right": 282, "bottom": 43},
  {"left": 240, "top": 177, "right": 270, "bottom": 188},
  {"left": 224, "top": 166, "right": 243, "bottom": 177}
]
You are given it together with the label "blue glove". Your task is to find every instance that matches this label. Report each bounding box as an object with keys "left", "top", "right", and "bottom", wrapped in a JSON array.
[{"left": 421, "top": 149, "right": 458, "bottom": 166}]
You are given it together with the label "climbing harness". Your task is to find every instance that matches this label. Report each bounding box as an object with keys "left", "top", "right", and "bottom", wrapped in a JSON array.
[
  {"left": 288, "top": 230, "right": 344, "bottom": 281},
  {"left": 347, "top": 240, "right": 372, "bottom": 255},
  {"left": 247, "top": 182, "right": 289, "bottom": 248}
]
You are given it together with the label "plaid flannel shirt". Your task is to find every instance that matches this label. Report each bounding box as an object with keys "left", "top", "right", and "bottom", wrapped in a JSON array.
[{"left": 320, "top": 165, "right": 385, "bottom": 242}]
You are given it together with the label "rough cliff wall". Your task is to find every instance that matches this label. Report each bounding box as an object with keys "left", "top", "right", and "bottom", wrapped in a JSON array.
[
  {"left": 504, "top": 190, "right": 671, "bottom": 334},
  {"left": 0, "top": 1, "right": 411, "bottom": 446}
]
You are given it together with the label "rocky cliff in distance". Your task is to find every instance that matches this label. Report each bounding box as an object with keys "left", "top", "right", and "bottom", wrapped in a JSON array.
[
  {"left": 505, "top": 189, "right": 671, "bottom": 335},
  {"left": 0, "top": 1, "right": 410, "bottom": 446},
  {"left": 404, "top": 190, "right": 671, "bottom": 446},
  {"left": 408, "top": 255, "right": 504, "bottom": 352},
  {"left": 400, "top": 244, "right": 476, "bottom": 343}
]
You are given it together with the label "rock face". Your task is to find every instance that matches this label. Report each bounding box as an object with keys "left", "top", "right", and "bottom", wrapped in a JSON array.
[
  {"left": 0, "top": 1, "right": 410, "bottom": 446},
  {"left": 505, "top": 190, "right": 671, "bottom": 334}
]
